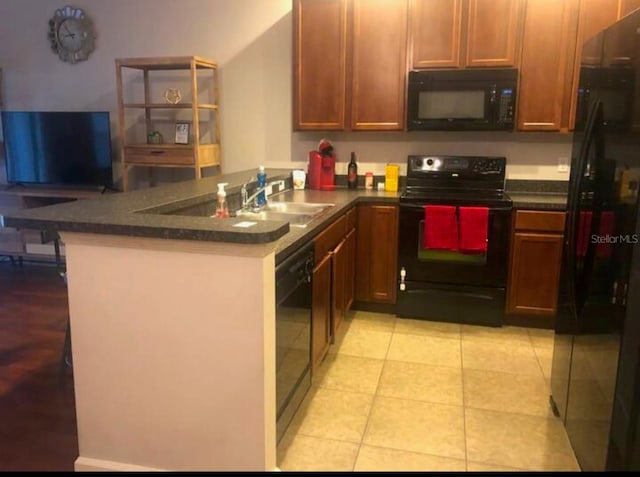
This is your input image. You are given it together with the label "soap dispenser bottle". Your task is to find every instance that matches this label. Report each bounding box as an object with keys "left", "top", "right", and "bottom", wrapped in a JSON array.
[
  {"left": 256, "top": 166, "right": 267, "bottom": 206},
  {"left": 215, "top": 183, "right": 229, "bottom": 218}
]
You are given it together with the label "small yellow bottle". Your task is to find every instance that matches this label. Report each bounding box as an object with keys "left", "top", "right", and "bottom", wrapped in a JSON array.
[
  {"left": 619, "top": 166, "right": 631, "bottom": 200},
  {"left": 385, "top": 163, "right": 399, "bottom": 192}
]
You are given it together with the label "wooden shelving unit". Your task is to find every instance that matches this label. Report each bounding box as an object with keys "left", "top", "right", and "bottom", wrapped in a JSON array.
[{"left": 115, "top": 56, "right": 222, "bottom": 191}]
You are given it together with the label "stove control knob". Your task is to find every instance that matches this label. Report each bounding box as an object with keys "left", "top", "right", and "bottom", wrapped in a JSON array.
[
  {"left": 415, "top": 158, "right": 423, "bottom": 168},
  {"left": 426, "top": 158, "right": 434, "bottom": 167}
]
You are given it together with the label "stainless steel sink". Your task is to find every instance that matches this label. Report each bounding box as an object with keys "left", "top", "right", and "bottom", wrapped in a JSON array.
[
  {"left": 260, "top": 201, "right": 334, "bottom": 215},
  {"left": 235, "top": 201, "right": 334, "bottom": 227}
]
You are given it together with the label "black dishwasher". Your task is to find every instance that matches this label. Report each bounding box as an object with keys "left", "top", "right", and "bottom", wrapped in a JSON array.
[{"left": 275, "top": 242, "right": 314, "bottom": 443}]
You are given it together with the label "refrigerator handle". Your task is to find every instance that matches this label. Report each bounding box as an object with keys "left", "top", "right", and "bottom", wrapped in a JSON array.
[
  {"left": 577, "top": 104, "right": 606, "bottom": 313},
  {"left": 567, "top": 100, "right": 603, "bottom": 316}
]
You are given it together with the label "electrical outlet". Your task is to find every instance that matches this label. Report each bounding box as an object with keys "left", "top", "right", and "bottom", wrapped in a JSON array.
[{"left": 558, "top": 157, "right": 569, "bottom": 173}]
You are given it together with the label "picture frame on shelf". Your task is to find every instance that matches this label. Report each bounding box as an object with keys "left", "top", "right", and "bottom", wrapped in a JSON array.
[{"left": 175, "top": 122, "right": 190, "bottom": 145}]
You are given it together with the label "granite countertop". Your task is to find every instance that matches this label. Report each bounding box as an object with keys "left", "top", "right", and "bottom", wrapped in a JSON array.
[
  {"left": 2, "top": 168, "right": 400, "bottom": 262},
  {"left": 507, "top": 192, "right": 568, "bottom": 211},
  {"left": 3, "top": 169, "right": 296, "bottom": 245},
  {"left": 2, "top": 172, "right": 570, "bottom": 263},
  {"left": 505, "top": 180, "right": 568, "bottom": 211}
]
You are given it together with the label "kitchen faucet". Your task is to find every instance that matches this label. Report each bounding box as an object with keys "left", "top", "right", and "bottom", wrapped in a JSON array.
[{"left": 240, "top": 179, "right": 285, "bottom": 212}]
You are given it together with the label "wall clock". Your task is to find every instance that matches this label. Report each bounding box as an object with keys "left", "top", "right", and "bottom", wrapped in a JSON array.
[{"left": 48, "top": 6, "right": 96, "bottom": 64}]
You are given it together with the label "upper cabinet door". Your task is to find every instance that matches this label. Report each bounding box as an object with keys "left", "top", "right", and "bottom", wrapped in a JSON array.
[
  {"left": 517, "top": 0, "right": 575, "bottom": 131},
  {"left": 620, "top": 0, "right": 640, "bottom": 16},
  {"left": 293, "top": 0, "right": 348, "bottom": 130},
  {"left": 465, "top": 0, "right": 522, "bottom": 67},
  {"left": 351, "top": 0, "right": 408, "bottom": 130},
  {"left": 410, "top": 0, "right": 463, "bottom": 68}
]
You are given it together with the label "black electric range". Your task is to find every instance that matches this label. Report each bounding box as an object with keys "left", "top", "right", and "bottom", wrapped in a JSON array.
[{"left": 397, "top": 155, "right": 513, "bottom": 326}]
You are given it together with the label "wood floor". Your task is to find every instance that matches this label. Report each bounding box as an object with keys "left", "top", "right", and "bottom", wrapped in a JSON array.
[{"left": 0, "top": 260, "right": 78, "bottom": 471}]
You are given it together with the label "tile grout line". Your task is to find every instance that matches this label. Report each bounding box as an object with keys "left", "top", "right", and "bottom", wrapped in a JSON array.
[
  {"left": 528, "top": 328, "right": 554, "bottom": 390},
  {"left": 350, "top": 318, "right": 396, "bottom": 471},
  {"left": 460, "top": 331, "right": 469, "bottom": 472}
]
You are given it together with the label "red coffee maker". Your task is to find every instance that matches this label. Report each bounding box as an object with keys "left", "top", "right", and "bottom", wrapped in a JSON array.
[{"left": 308, "top": 139, "right": 336, "bottom": 191}]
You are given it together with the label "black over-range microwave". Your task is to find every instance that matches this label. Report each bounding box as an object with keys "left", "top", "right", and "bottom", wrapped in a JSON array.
[{"left": 406, "top": 68, "right": 517, "bottom": 131}]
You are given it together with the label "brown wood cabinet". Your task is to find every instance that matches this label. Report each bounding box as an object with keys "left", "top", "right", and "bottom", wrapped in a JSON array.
[
  {"left": 330, "top": 237, "right": 347, "bottom": 339},
  {"left": 351, "top": 0, "right": 408, "bottom": 130},
  {"left": 293, "top": 0, "right": 347, "bottom": 130},
  {"left": 344, "top": 227, "right": 356, "bottom": 310},
  {"left": 518, "top": 0, "right": 634, "bottom": 131},
  {"left": 507, "top": 210, "right": 566, "bottom": 319},
  {"left": 311, "top": 207, "right": 357, "bottom": 368},
  {"left": 293, "top": 0, "right": 407, "bottom": 131},
  {"left": 465, "top": 0, "right": 522, "bottom": 67},
  {"left": 409, "top": 0, "right": 520, "bottom": 69},
  {"left": 517, "top": 0, "right": 578, "bottom": 131},
  {"left": 312, "top": 253, "right": 332, "bottom": 369},
  {"left": 355, "top": 204, "right": 399, "bottom": 304},
  {"left": 621, "top": 0, "right": 640, "bottom": 15},
  {"left": 410, "top": 0, "right": 462, "bottom": 68}
]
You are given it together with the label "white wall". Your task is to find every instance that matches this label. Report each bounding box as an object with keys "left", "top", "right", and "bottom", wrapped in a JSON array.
[
  {"left": 0, "top": 0, "right": 293, "bottom": 185},
  {"left": 289, "top": 131, "right": 572, "bottom": 180},
  {"left": 0, "top": 0, "right": 570, "bottom": 186}
]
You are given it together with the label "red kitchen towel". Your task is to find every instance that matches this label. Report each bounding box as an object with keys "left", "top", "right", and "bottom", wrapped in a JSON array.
[
  {"left": 576, "top": 210, "right": 615, "bottom": 258},
  {"left": 458, "top": 206, "right": 489, "bottom": 253},
  {"left": 596, "top": 211, "right": 614, "bottom": 258},
  {"left": 423, "top": 205, "right": 458, "bottom": 250},
  {"left": 576, "top": 211, "right": 592, "bottom": 257}
]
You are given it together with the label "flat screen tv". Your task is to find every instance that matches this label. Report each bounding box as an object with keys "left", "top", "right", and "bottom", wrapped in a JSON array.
[{"left": 2, "top": 111, "right": 113, "bottom": 187}]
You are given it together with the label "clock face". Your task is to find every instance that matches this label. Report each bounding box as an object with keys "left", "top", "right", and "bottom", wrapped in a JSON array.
[
  {"left": 48, "top": 6, "right": 96, "bottom": 64},
  {"left": 57, "top": 19, "right": 86, "bottom": 53}
]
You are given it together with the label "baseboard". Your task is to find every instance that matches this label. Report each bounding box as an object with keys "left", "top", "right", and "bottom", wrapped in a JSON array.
[
  {"left": 504, "top": 313, "right": 555, "bottom": 329},
  {"left": 75, "top": 456, "right": 167, "bottom": 472},
  {"left": 352, "top": 301, "right": 397, "bottom": 315}
]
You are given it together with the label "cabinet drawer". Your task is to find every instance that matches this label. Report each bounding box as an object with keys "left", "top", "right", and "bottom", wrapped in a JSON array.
[
  {"left": 515, "top": 210, "right": 566, "bottom": 233},
  {"left": 346, "top": 207, "right": 356, "bottom": 231},
  {"left": 124, "top": 146, "right": 195, "bottom": 166},
  {"left": 315, "top": 215, "right": 347, "bottom": 262}
]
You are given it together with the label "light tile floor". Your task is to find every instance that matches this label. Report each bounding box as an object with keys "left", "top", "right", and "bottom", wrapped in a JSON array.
[{"left": 277, "top": 311, "right": 580, "bottom": 472}]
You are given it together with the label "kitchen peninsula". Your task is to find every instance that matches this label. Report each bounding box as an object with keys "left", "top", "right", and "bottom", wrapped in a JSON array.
[{"left": 3, "top": 168, "right": 398, "bottom": 471}]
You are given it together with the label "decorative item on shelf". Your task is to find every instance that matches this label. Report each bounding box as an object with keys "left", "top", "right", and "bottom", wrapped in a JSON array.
[
  {"left": 174, "top": 123, "right": 190, "bottom": 145},
  {"left": 163, "top": 88, "right": 182, "bottom": 104},
  {"left": 147, "top": 131, "right": 163, "bottom": 144}
]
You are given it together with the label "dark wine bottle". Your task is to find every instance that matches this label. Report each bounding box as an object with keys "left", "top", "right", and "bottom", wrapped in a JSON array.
[{"left": 347, "top": 152, "right": 358, "bottom": 189}]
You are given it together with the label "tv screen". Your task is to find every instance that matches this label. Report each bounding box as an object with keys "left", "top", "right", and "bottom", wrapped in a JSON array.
[{"left": 1, "top": 111, "right": 113, "bottom": 187}]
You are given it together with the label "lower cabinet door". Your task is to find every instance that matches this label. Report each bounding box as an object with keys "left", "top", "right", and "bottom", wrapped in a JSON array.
[
  {"left": 312, "top": 253, "right": 332, "bottom": 370},
  {"left": 507, "top": 231, "right": 564, "bottom": 315},
  {"left": 330, "top": 237, "right": 347, "bottom": 341},
  {"left": 370, "top": 205, "right": 399, "bottom": 303},
  {"left": 344, "top": 228, "right": 356, "bottom": 311}
]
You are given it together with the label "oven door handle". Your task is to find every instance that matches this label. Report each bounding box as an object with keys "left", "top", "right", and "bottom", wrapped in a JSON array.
[{"left": 400, "top": 203, "right": 513, "bottom": 212}]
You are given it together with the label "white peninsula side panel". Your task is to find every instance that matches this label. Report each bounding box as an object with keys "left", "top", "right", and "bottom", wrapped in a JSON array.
[{"left": 61, "top": 233, "right": 277, "bottom": 471}]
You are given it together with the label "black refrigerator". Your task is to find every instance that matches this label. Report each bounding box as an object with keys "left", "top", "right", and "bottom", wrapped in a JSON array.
[{"left": 550, "top": 9, "right": 640, "bottom": 471}]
